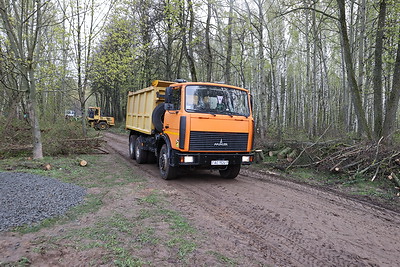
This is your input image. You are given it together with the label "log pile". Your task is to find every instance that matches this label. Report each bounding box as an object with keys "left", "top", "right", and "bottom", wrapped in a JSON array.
[{"left": 268, "top": 147, "right": 299, "bottom": 163}]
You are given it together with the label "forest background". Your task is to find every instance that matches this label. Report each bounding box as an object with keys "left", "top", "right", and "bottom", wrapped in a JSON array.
[{"left": 0, "top": 0, "right": 400, "bottom": 159}]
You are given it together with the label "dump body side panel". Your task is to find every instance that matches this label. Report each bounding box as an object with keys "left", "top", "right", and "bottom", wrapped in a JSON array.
[{"left": 126, "top": 82, "right": 172, "bottom": 135}]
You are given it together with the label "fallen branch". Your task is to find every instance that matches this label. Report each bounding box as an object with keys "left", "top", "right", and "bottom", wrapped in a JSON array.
[{"left": 286, "top": 124, "right": 332, "bottom": 170}]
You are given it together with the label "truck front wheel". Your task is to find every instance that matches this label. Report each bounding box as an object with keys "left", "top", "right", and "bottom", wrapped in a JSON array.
[
  {"left": 219, "top": 164, "right": 241, "bottom": 179},
  {"left": 98, "top": 122, "right": 109, "bottom": 130},
  {"left": 159, "top": 144, "right": 177, "bottom": 180},
  {"left": 135, "top": 137, "right": 148, "bottom": 164}
]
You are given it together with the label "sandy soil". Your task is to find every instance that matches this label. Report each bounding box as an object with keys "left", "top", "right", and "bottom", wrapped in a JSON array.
[{"left": 1, "top": 131, "right": 399, "bottom": 266}]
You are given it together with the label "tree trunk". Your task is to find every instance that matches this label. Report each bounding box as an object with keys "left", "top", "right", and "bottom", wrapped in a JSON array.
[
  {"left": 373, "top": 0, "right": 387, "bottom": 138},
  {"left": 75, "top": 1, "right": 87, "bottom": 137},
  {"left": 0, "top": 0, "right": 44, "bottom": 159},
  {"left": 336, "top": 0, "right": 372, "bottom": 139},
  {"left": 186, "top": 0, "right": 197, "bottom": 81},
  {"left": 205, "top": 0, "right": 213, "bottom": 82},
  {"left": 382, "top": 28, "right": 400, "bottom": 140},
  {"left": 28, "top": 67, "right": 43, "bottom": 159},
  {"left": 224, "top": 0, "right": 234, "bottom": 84}
]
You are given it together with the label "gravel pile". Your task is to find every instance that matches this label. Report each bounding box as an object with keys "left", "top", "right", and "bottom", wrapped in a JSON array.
[{"left": 0, "top": 172, "right": 87, "bottom": 232}]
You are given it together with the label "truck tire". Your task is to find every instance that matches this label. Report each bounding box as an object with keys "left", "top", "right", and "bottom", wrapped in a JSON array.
[
  {"left": 135, "top": 137, "right": 148, "bottom": 164},
  {"left": 158, "top": 144, "right": 177, "bottom": 180},
  {"left": 129, "top": 135, "right": 137, "bottom": 159},
  {"left": 219, "top": 164, "right": 241, "bottom": 179},
  {"left": 152, "top": 103, "right": 165, "bottom": 133},
  {"left": 98, "top": 122, "right": 109, "bottom": 130}
]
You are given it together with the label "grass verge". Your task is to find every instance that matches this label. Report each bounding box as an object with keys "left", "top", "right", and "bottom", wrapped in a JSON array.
[{"left": 0, "top": 154, "right": 202, "bottom": 266}]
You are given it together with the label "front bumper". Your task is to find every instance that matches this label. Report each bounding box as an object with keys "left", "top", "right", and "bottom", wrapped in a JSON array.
[{"left": 171, "top": 151, "right": 254, "bottom": 167}]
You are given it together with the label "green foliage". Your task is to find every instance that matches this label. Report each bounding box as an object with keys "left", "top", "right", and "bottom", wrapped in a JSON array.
[
  {"left": 209, "top": 251, "right": 238, "bottom": 266},
  {"left": 0, "top": 117, "right": 32, "bottom": 158}
]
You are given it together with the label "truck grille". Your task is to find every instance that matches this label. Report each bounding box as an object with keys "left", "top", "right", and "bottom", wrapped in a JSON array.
[{"left": 189, "top": 131, "right": 248, "bottom": 151}]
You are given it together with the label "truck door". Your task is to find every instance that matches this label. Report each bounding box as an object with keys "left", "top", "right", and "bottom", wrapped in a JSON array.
[{"left": 164, "top": 86, "right": 183, "bottom": 150}]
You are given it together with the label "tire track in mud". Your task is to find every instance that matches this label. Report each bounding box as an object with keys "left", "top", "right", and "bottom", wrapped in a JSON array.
[
  {"left": 222, "top": 174, "right": 400, "bottom": 265},
  {"left": 103, "top": 132, "right": 400, "bottom": 266},
  {"left": 172, "top": 180, "right": 368, "bottom": 266},
  {"left": 242, "top": 168, "right": 400, "bottom": 222}
]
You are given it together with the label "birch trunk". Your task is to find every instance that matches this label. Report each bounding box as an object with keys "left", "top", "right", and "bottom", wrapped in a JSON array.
[
  {"left": 373, "top": 0, "right": 386, "bottom": 138},
  {"left": 336, "top": 0, "right": 372, "bottom": 139}
]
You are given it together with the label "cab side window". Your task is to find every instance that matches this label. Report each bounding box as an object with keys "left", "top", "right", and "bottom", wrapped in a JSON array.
[{"left": 172, "top": 88, "right": 181, "bottom": 110}]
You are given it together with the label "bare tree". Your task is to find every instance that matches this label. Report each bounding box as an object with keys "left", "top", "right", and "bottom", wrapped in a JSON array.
[
  {"left": 372, "top": 0, "right": 387, "bottom": 138},
  {"left": 224, "top": 0, "right": 234, "bottom": 84},
  {"left": 0, "top": 0, "right": 49, "bottom": 158},
  {"left": 64, "top": 0, "right": 113, "bottom": 136},
  {"left": 205, "top": 0, "right": 213, "bottom": 82},
  {"left": 185, "top": 0, "right": 198, "bottom": 81},
  {"left": 336, "top": 0, "right": 372, "bottom": 139},
  {"left": 382, "top": 28, "right": 400, "bottom": 140}
]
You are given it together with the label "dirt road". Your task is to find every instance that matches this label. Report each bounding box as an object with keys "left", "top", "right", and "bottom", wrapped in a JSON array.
[{"left": 105, "top": 132, "right": 399, "bottom": 266}]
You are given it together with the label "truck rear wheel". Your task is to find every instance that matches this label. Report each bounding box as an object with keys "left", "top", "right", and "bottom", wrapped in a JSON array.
[
  {"left": 129, "top": 135, "right": 137, "bottom": 159},
  {"left": 159, "top": 144, "right": 177, "bottom": 180},
  {"left": 219, "top": 164, "right": 241, "bottom": 179},
  {"left": 135, "top": 137, "right": 148, "bottom": 164}
]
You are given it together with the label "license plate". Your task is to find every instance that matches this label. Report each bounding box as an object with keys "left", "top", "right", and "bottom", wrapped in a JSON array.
[{"left": 211, "top": 160, "right": 229, "bottom": 166}]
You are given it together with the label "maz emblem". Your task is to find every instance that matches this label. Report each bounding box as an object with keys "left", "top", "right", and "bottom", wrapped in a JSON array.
[{"left": 214, "top": 139, "right": 228, "bottom": 146}]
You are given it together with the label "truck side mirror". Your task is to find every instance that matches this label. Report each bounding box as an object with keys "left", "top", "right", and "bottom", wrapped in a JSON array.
[
  {"left": 165, "top": 87, "right": 173, "bottom": 103},
  {"left": 164, "top": 103, "right": 174, "bottom": 110}
]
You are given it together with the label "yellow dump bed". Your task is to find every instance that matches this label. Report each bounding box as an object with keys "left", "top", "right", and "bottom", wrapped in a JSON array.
[{"left": 126, "top": 80, "right": 174, "bottom": 135}]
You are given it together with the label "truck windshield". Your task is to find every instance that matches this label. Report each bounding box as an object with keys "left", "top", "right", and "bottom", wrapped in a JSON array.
[{"left": 185, "top": 85, "right": 250, "bottom": 117}]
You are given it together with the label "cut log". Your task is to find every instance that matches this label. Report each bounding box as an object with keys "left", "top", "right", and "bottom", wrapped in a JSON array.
[
  {"left": 277, "top": 147, "right": 292, "bottom": 159},
  {"left": 43, "top": 164, "right": 51, "bottom": 171},
  {"left": 79, "top": 159, "right": 88, "bottom": 167},
  {"left": 388, "top": 173, "right": 400, "bottom": 188},
  {"left": 268, "top": 150, "right": 280, "bottom": 157},
  {"left": 286, "top": 150, "right": 298, "bottom": 162}
]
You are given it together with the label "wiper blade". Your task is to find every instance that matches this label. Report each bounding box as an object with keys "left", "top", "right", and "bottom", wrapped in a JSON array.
[{"left": 221, "top": 110, "right": 248, "bottom": 117}]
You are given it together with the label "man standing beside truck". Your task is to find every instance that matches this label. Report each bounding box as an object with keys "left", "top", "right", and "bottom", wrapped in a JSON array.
[{"left": 126, "top": 80, "right": 254, "bottom": 179}]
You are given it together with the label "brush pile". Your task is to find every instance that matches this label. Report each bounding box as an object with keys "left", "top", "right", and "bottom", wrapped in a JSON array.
[
  {"left": 0, "top": 118, "right": 105, "bottom": 158},
  {"left": 314, "top": 142, "right": 400, "bottom": 180},
  {"left": 264, "top": 140, "right": 400, "bottom": 190}
]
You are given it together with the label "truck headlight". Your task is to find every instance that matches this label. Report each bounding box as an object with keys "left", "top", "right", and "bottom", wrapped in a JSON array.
[
  {"left": 184, "top": 156, "right": 194, "bottom": 163},
  {"left": 242, "top": 156, "right": 251, "bottom": 163}
]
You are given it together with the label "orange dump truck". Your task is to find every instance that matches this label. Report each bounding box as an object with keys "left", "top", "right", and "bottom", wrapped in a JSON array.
[{"left": 126, "top": 80, "right": 254, "bottom": 179}]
